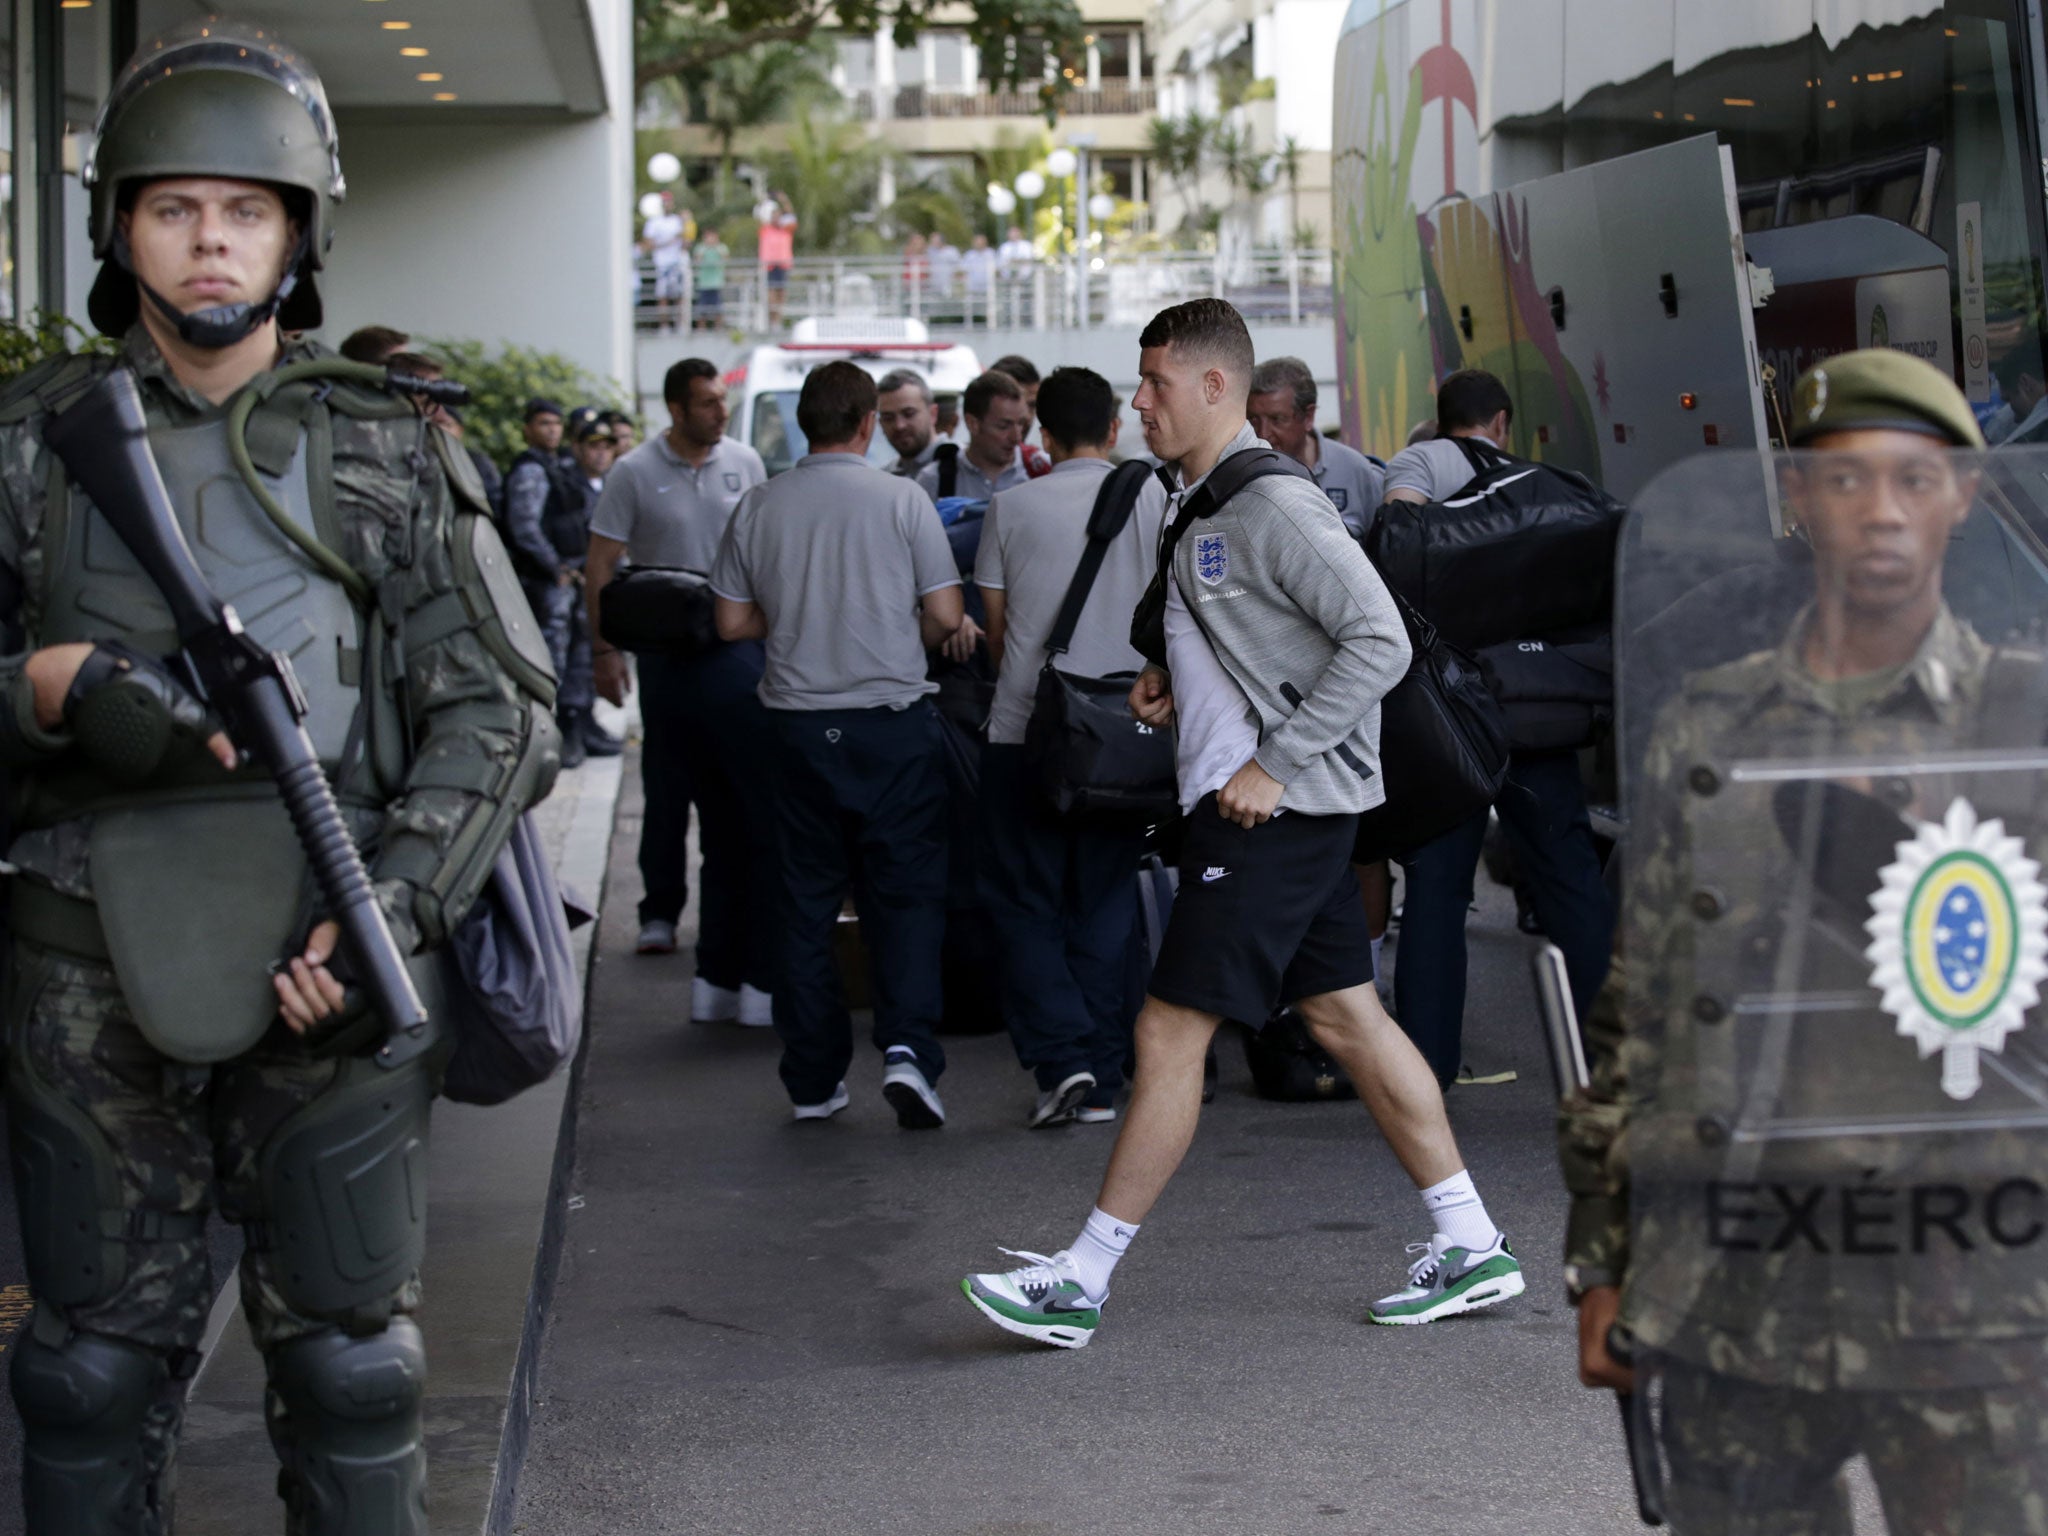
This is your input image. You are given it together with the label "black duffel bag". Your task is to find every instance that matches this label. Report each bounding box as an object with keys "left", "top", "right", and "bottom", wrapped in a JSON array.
[
  {"left": 1351, "top": 587, "right": 1510, "bottom": 864},
  {"left": 597, "top": 565, "right": 718, "bottom": 658},
  {"left": 1366, "top": 437, "right": 1625, "bottom": 652},
  {"left": 1026, "top": 460, "right": 1178, "bottom": 819},
  {"left": 1476, "top": 629, "right": 1613, "bottom": 754}
]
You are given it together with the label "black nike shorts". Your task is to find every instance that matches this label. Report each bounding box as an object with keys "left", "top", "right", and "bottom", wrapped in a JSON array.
[{"left": 1148, "top": 794, "right": 1375, "bottom": 1024}]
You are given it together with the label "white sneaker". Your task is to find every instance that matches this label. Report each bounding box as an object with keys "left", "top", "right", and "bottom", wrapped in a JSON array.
[
  {"left": 792, "top": 1082, "right": 850, "bottom": 1122},
  {"left": 1028, "top": 1071, "right": 1096, "bottom": 1129},
  {"left": 1075, "top": 1104, "right": 1118, "bottom": 1125},
  {"left": 691, "top": 977, "right": 740, "bottom": 1023},
  {"left": 636, "top": 919, "right": 678, "bottom": 955},
  {"left": 881, "top": 1047, "right": 945, "bottom": 1129},
  {"left": 737, "top": 983, "right": 774, "bottom": 1029}
]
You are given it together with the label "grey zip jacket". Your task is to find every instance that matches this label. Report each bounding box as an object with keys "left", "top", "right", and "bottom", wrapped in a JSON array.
[{"left": 1168, "top": 425, "right": 1411, "bottom": 815}]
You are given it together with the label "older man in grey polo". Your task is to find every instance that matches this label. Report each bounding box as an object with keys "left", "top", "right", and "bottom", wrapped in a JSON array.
[
  {"left": 711, "top": 360, "right": 969, "bottom": 1130},
  {"left": 1247, "top": 355, "right": 1385, "bottom": 536},
  {"left": 586, "top": 357, "right": 772, "bottom": 1029}
]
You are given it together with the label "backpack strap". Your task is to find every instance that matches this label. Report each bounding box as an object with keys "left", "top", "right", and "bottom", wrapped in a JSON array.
[
  {"left": 934, "top": 441, "right": 959, "bottom": 498},
  {"left": 1043, "top": 459, "right": 1153, "bottom": 660}
]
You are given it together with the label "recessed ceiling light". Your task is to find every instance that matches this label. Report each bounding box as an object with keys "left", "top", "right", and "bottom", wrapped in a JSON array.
[
  {"left": 401, "top": 46, "right": 428, "bottom": 56},
  {"left": 59, "top": 1, "right": 91, "bottom": 9},
  {"left": 416, "top": 71, "right": 443, "bottom": 81},
  {"left": 433, "top": 92, "right": 457, "bottom": 101},
  {"left": 382, "top": 20, "right": 411, "bottom": 29}
]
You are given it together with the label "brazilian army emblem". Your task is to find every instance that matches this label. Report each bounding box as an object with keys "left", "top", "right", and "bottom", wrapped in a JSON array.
[{"left": 1865, "top": 799, "right": 2048, "bottom": 1100}]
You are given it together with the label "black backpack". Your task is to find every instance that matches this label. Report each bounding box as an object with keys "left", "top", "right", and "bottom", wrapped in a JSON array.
[{"left": 932, "top": 441, "right": 960, "bottom": 498}]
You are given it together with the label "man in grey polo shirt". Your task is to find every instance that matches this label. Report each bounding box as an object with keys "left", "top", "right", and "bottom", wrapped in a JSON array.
[
  {"left": 587, "top": 358, "right": 773, "bottom": 1029},
  {"left": 975, "top": 367, "right": 1166, "bottom": 1128},
  {"left": 1246, "top": 355, "right": 1385, "bottom": 536},
  {"left": 916, "top": 368, "right": 1033, "bottom": 502},
  {"left": 1381, "top": 366, "right": 1510, "bottom": 505},
  {"left": 712, "top": 361, "right": 970, "bottom": 1129},
  {"left": 877, "top": 367, "right": 941, "bottom": 478}
]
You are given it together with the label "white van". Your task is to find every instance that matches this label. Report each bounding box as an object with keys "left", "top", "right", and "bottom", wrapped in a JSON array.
[{"left": 724, "top": 317, "right": 982, "bottom": 476}]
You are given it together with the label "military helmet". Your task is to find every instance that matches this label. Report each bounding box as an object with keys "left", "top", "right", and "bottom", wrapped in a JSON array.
[{"left": 84, "top": 18, "right": 343, "bottom": 338}]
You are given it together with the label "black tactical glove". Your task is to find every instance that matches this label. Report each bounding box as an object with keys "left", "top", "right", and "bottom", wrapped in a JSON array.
[{"left": 63, "top": 640, "right": 226, "bottom": 784}]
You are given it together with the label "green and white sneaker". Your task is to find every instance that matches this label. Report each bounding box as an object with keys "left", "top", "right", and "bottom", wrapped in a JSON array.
[
  {"left": 1368, "top": 1232, "right": 1524, "bottom": 1325},
  {"left": 962, "top": 1248, "right": 1102, "bottom": 1349}
]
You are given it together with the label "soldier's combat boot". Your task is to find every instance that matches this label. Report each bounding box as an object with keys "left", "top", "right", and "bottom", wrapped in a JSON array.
[
  {"left": 12, "top": 1320, "right": 175, "bottom": 1535},
  {"left": 267, "top": 1319, "right": 428, "bottom": 1536}
]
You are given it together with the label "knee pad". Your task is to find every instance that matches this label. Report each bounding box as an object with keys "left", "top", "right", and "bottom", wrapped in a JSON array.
[
  {"left": 258, "top": 1055, "right": 433, "bottom": 1321},
  {"left": 11, "top": 1325, "right": 171, "bottom": 1536},
  {"left": 7, "top": 1066, "right": 130, "bottom": 1307},
  {"left": 268, "top": 1320, "right": 427, "bottom": 1536}
]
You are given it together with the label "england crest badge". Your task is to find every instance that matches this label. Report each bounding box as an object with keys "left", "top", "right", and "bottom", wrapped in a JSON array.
[
  {"left": 1864, "top": 798, "right": 2048, "bottom": 1100},
  {"left": 1194, "top": 532, "right": 1228, "bottom": 587}
]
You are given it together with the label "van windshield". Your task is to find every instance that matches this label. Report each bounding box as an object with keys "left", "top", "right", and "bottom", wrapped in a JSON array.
[{"left": 747, "top": 391, "right": 901, "bottom": 476}]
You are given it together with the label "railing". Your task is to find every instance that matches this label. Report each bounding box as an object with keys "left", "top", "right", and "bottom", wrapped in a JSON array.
[
  {"left": 633, "top": 247, "right": 1336, "bottom": 336},
  {"left": 885, "top": 81, "right": 1156, "bottom": 118}
]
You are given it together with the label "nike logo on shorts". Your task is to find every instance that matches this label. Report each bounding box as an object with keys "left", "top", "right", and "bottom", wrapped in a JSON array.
[{"left": 1202, "top": 866, "right": 1230, "bottom": 883}]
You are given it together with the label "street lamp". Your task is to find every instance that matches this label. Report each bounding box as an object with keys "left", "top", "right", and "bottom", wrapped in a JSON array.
[
  {"left": 987, "top": 185, "right": 1017, "bottom": 217},
  {"left": 1088, "top": 192, "right": 1116, "bottom": 223},
  {"left": 1012, "top": 169, "right": 1045, "bottom": 239},
  {"left": 1044, "top": 147, "right": 1078, "bottom": 178},
  {"left": 646, "top": 151, "right": 682, "bottom": 184}
]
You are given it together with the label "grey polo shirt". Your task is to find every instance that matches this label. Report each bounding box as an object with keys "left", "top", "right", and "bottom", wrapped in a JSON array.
[
  {"left": 1383, "top": 437, "right": 1484, "bottom": 504},
  {"left": 1309, "top": 436, "right": 1386, "bottom": 537},
  {"left": 710, "top": 452, "right": 961, "bottom": 712},
  {"left": 589, "top": 432, "right": 767, "bottom": 571},
  {"left": 915, "top": 446, "right": 1030, "bottom": 503},
  {"left": 973, "top": 458, "right": 1168, "bottom": 746},
  {"left": 889, "top": 438, "right": 940, "bottom": 478}
]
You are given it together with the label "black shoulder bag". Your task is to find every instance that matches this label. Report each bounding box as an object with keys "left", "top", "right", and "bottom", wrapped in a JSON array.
[
  {"left": 598, "top": 565, "right": 718, "bottom": 658},
  {"left": 933, "top": 441, "right": 960, "bottom": 498},
  {"left": 1024, "top": 460, "right": 1178, "bottom": 819}
]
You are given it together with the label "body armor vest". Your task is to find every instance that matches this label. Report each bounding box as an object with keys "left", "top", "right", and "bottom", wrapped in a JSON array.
[
  {"left": 511, "top": 448, "right": 591, "bottom": 567},
  {"left": 40, "top": 408, "right": 367, "bottom": 1063}
]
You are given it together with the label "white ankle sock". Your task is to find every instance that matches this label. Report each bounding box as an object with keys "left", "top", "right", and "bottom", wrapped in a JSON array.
[
  {"left": 1420, "top": 1170, "right": 1498, "bottom": 1253},
  {"left": 1068, "top": 1206, "right": 1138, "bottom": 1302}
]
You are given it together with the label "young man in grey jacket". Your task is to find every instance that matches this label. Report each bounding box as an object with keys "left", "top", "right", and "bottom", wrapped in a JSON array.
[{"left": 963, "top": 299, "right": 1522, "bottom": 1344}]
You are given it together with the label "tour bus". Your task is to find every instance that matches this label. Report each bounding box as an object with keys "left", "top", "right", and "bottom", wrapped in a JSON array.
[
  {"left": 1334, "top": 0, "right": 2048, "bottom": 499},
  {"left": 725, "top": 317, "right": 983, "bottom": 476}
]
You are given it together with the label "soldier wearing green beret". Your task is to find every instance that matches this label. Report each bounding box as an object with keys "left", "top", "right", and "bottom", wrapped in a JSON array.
[
  {"left": 0, "top": 21, "right": 558, "bottom": 1534},
  {"left": 1561, "top": 348, "right": 2048, "bottom": 1530}
]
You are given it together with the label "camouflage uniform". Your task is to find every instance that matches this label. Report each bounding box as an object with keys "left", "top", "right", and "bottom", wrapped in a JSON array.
[
  {"left": 0, "top": 328, "right": 556, "bottom": 1532},
  {"left": 1562, "top": 603, "right": 2048, "bottom": 1532}
]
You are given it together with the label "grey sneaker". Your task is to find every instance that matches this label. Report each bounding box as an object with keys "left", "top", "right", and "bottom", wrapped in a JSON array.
[
  {"left": 961, "top": 1248, "right": 1101, "bottom": 1349},
  {"left": 881, "top": 1048, "right": 944, "bottom": 1129},
  {"left": 1028, "top": 1071, "right": 1095, "bottom": 1129},
  {"left": 1368, "top": 1232, "right": 1524, "bottom": 1325},
  {"left": 792, "top": 1082, "right": 849, "bottom": 1122},
  {"left": 636, "top": 919, "right": 678, "bottom": 955}
]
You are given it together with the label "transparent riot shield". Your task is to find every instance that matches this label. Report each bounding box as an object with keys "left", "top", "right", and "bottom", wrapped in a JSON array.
[{"left": 1614, "top": 445, "right": 2048, "bottom": 1530}]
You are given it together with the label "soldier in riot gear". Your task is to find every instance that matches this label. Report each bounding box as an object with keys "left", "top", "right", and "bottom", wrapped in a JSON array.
[
  {"left": 0, "top": 22, "right": 558, "bottom": 1535},
  {"left": 1561, "top": 348, "right": 2048, "bottom": 1531}
]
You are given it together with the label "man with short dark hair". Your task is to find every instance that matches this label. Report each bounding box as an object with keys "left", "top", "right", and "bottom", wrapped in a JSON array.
[
  {"left": 537, "top": 413, "right": 618, "bottom": 769},
  {"left": 917, "top": 369, "right": 1032, "bottom": 502},
  {"left": 975, "top": 367, "right": 1167, "bottom": 1127},
  {"left": 338, "top": 323, "right": 410, "bottom": 365},
  {"left": 990, "top": 353, "right": 1041, "bottom": 419},
  {"left": 963, "top": 299, "right": 1522, "bottom": 1345},
  {"left": 1247, "top": 355, "right": 1384, "bottom": 535},
  {"left": 712, "top": 360, "right": 972, "bottom": 1127},
  {"left": 877, "top": 367, "right": 941, "bottom": 478},
  {"left": 506, "top": 397, "right": 606, "bottom": 758},
  {"left": 1380, "top": 366, "right": 1615, "bottom": 1089},
  {"left": 587, "top": 358, "right": 773, "bottom": 1013},
  {"left": 1382, "top": 367, "right": 1513, "bottom": 504}
]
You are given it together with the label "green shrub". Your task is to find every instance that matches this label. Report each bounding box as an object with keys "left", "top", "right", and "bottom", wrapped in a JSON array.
[
  {"left": 0, "top": 314, "right": 118, "bottom": 384},
  {"left": 423, "top": 337, "right": 636, "bottom": 469}
]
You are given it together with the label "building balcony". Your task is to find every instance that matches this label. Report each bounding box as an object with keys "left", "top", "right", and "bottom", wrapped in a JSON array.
[{"left": 882, "top": 80, "right": 1157, "bottom": 119}]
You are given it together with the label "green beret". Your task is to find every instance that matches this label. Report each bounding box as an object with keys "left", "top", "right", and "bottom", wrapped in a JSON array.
[{"left": 1789, "top": 348, "right": 1985, "bottom": 449}]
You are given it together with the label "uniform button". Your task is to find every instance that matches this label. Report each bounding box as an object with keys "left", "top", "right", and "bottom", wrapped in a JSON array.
[
  {"left": 1689, "top": 764, "right": 1721, "bottom": 797},
  {"left": 1695, "top": 1115, "right": 1731, "bottom": 1147},
  {"left": 1691, "top": 888, "right": 1726, "bottom": 921},
  {"left": 1692, "top": 993, "right": 1726, "bottom": 1024}
]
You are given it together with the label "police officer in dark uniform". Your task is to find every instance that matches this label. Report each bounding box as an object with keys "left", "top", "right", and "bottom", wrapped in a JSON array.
[{"left": 0, "top": 24, "right": 558, "bottom": 1533}]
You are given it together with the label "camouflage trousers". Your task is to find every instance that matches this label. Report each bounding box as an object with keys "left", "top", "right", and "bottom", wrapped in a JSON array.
[
  {"left": 3, "top": 939, "right": 425, "bottom": 1517},
  {"left": 1657, "top": 1361, "right": 2048, "bottom": 1534}
]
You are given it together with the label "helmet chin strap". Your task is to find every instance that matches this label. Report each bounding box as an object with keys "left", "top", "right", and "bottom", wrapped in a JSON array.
[{"left": 116, "top": 229, "right": 305, "bottom": 350}]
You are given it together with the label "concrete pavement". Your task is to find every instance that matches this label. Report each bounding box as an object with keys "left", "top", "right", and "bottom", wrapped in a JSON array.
[{"left": 511, "top": 765, "right": 1645, "bottom": 1536}]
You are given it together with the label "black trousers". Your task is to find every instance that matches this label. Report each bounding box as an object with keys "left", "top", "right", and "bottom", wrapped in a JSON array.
[
  {"left": 636, "top": 643, "right": 777, "bottom": 991},
  {"left": 977, "top": 744, "right": 1142, "bottom": 1092},
  {"left": 768, "top": 702, "right": 949, "bottom": 1104}
]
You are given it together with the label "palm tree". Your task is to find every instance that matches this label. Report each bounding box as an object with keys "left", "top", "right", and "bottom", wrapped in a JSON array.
[
  {"left": 1276, "top": 135, "right": 1305, "bottom": 245},
  {"left": 688, "top": 42, "right": 833, "bottom": 206},
  {"left": 772, "top": 111, "right": 888, "bottom": 254},
  {"left": 1144, "top": 111, "right": 1213, "bottom": 239}
]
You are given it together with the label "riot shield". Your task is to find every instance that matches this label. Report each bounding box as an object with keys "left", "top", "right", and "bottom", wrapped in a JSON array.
[{"left": 1614, "top": 445, "right": 2048, "bottom": 1529}]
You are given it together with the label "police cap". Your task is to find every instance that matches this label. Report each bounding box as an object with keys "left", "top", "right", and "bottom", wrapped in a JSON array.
[
  {"left": 1788, "top": 348, "right": 1985, "bottom": 449},
  {"left": 571, "top": 415, "right": 614, "bottom": 445},
  {"left": 524, "top": 397, "right": 566, "bottom": 423}
]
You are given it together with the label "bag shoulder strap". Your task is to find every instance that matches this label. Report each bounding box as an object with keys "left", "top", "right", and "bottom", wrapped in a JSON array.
[
  {"left": 934, "top": 440, "right": 959, "bottom": 498},
  {"left": 1045, "top": 459, "right": 1152, "bottom": 658}
]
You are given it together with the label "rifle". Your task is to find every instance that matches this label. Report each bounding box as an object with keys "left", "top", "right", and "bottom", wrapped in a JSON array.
[
  {"left": 42, "top": 367, "right": 430, "bottom": 1065},
  {"left": 1533, "top": 944, "right": 1665, "bottom": 1527}
]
